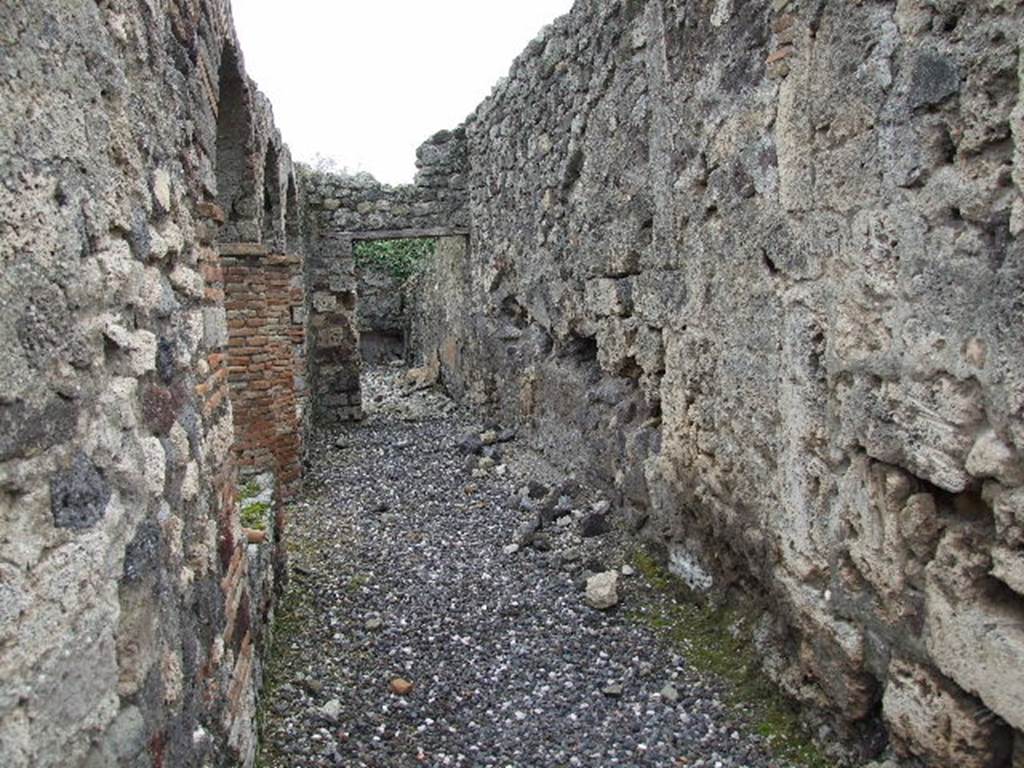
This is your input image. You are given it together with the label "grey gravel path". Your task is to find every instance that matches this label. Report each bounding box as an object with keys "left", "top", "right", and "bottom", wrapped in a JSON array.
[{"left": 258, "top": 368, "right": 804, "bottom": 768}]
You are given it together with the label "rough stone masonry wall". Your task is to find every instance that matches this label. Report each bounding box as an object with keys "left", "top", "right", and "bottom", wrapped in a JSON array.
[
  {"left": 408, "top": 1, "right": 1024, "bottom": 765},
  {"left": 301, "top": 128, "right": 468, "bottom": 427},
  {"left": 0, "top": 2, "right": 300, "bottom": 766},
  {"left": 357, "top": 265, "right": 409, "bottom": 365}
]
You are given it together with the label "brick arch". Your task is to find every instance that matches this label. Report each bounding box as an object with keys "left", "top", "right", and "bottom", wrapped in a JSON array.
[{"left": 215, "top": 42, "right": 257, "bottom": 242}]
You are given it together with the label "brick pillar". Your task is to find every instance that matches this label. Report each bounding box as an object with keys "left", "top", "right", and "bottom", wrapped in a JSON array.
[{"left": 222, "top": 243, "right": 304, "bottom": 499}]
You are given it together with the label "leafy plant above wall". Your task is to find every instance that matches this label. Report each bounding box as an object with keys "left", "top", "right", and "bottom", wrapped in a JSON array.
[{"left": 353, "top": 237, "right": 436, "bottom": 281}]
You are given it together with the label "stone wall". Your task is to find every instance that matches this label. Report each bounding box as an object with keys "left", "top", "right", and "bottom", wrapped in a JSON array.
[
  {"left": 407, "top": 0, "right": 1024, "bottom": 765},
  {"left": 356, "top": 265, "right": 408, "bottom": 365},
  {"left": 407, "top": 237, "right": 475, "bottom": 399},
  {"left": 301, "top": 128, "right": 469, "bottom": 426},
  {"left": 4, "top": 0, "right": 1024, "bottom": 766},
  {"left": 0, "top": 1, "right": 299, "bottom": 765}
]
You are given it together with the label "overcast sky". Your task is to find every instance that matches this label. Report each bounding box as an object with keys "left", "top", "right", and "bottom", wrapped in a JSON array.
[{"left": 232, "top": 1, "right": 575, "bottom": 185}]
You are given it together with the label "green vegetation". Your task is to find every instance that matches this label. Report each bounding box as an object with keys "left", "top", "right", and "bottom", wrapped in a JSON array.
[
  {"left": 628, "top": 550, "right": 833, "bottom": 768},
  {"left": 240, "top": 479, "right": 261, "bottom": 500},
  {"left": 353, "top": 237, "right": 436, "bottom": 281},
  {"left": 240, "top": 500, "right": 269, "bottom": 530}
]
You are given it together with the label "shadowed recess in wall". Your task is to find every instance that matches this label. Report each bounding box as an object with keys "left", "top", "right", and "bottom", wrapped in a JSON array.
[
  {"left": 354, "top": 238, "right": 437, "bottom": 365},
  {"left": 216, "top": 44, "right": 254, "bottom": 241}
]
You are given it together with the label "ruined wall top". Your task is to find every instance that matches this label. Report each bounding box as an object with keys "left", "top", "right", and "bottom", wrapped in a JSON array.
[{"left": 301, "top": 126, "right": 469, "bottom": 235}]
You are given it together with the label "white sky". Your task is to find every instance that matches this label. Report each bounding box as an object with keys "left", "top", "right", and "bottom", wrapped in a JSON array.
[{"left": 232, "top": 1, "right": 575, "bottom": 185}]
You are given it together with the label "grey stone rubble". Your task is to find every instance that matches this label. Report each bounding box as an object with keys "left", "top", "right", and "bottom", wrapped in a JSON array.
[
  {"left": 585, "top": 571, "right": 621, "bottom": 611},
  {"left": 258, "top": 368, "right": 812, "bottom": 768}
]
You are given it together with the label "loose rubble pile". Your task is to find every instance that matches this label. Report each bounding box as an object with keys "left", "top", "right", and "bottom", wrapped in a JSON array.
[{"left": 258, "top": 369, "right": 842, "bottom": 767}]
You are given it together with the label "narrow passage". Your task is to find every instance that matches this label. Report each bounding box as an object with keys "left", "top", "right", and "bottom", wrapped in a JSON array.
[{"left": 258, "top": 367, "right": 811, "bottom": 768}]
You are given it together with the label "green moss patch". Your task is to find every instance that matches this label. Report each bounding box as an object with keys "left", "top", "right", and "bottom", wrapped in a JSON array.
[
  {"left": 240, "top": 479, "right": 261, "bottom": 500},
  {"left": 240, "top": 500, "right": 270, "bottom": 530},
  {"left": 354, "top": 237, "right": 436, "bottom": 281},
  {"left": 628, "top": 550, "right": 833, "bottom": 768}
]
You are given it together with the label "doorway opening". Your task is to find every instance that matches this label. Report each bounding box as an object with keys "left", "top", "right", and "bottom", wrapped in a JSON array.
[{"left": 352, "top": 236, "right": 437, "bottom": 366}]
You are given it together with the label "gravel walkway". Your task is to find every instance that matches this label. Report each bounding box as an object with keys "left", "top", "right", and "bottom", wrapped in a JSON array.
[{"left": 258, "top": 368, "right": 809, "bottom": 768}]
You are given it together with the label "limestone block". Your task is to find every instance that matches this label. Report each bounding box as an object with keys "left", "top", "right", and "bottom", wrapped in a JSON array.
[
  {"left": 813, "top": 133, "right": 883, "bottom": 213},
  {"left": 632, "top": 270, "right": 686, "bottom": 326},
  {"left": 596, "top": 317, "right": 637, "bottom": 375},
  {"left": 318, "top": 324, "right": 357, "bottom": 352},
  {"left": 899, "top": 492, "right": 942, "bottom": 563},
  {"left": 102, "top": 318, "right": 157, "bottom": 376},
  {"left": 99, "top": 377, "right": 139, "bottom": 431},
  {"left": 926, "top": 528, "right": 1024, "bottom": 731},
  {"left": 161, "top": 508, "right": 184, "bottom": 563},
  {"left": 141, "top": 437, "right": 166, "bottom": 498},
  {"left": 585, "top": 571, "right": 619, "bottom": 610},
  {"left": 776, "top": 58, "right": 815, "bottom": 212},
  {"left": 626, "top": 327, "right": 663, "bottom": 388},
  {"left": 152, "top": 169, "right": 171, "bottom": 214},
  {"left": 132, "top": 266, "right": 174, "bottom": 316},
  {"left": 992, "top": 547, "right": 1024, "bottom": 596},
  {"left": 147, "top": 226, "right": 169, "bottom": 261},
  {"left": 0, "top": 708, "right": 31, "bottom": 768},
  {"left": 312, "top": 291, "right": 338, "bottom": 313},
  {"left": 158, "top": 220, "right": 184, "bottom": 257},
  {"left": 169, "top": 264, "right": 205, "bottom": 301},
  {"left": 843, "top": 460, "right": 914, "bottom": 613},
  {"left": 667, "top": 543, "right": 713, "bottom": 592},
  {"left": 404, "top": 360, "right": 439, "bottom": 390},
  {"left": 95, "top": 240, "right": 142, "bottom": 303},
  {"left": 966, "top": 429, "right": 1024, "bottom": 486},
  {"left": 181, "top": 461, "right": 200, "bottom": 501},
  {"left": 162, "top": 650, "right": 183, "bottom": 705},
  {"left": 28, "top": 617, "right": 119, "bottom": 764},
  {"left": 993, "top": 487, "right": 1024, "bottom": 548},
  {"left": 584, "top": 277, "right": 632, "bottom": 318},
  {"left": 116, "top": 589, "right": 158, "bottom": 699},
  {"left": 179, "top": 308, "right": 205, "bottom": 358},
  {"left": 203, "top": 306, "right": 228, "bottom": 350},
  {"left": 236, "top": 220, "right": 260, "bottom": 242},
  {"left": 883, "top": 657, "right": 1012, "bottom": 768},
  {"left": 894, "top": 0, "right": 933, "bottom": 36},
  {"left": 841, "top": 375, "right": 982, "bottom": 492},
  {"left": 91, "top": 705, "right": 147, "bottom": 764},
  {"left": 797, "top": 604, "right": 878, "bottom": 720}
]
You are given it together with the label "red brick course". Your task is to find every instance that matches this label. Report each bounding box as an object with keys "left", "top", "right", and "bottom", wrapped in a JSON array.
[{"left": 222, "top": 251, "right": 305, "bottom": 500}]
